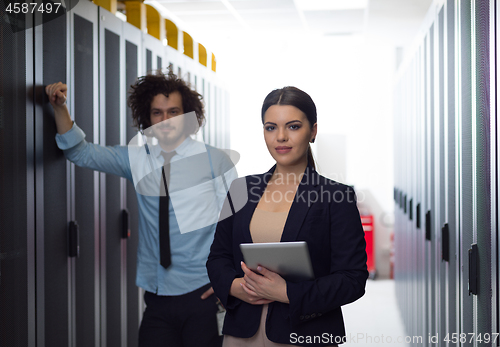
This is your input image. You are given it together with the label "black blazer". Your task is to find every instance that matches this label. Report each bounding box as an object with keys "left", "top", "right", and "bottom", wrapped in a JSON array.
[{"left": 207, "top": 164, "right": 368, "bottom": 346}]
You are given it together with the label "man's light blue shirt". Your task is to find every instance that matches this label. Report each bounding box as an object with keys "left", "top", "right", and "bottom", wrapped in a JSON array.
[{"left": 56, "top": 123, "right": 237, "bottom": 295}]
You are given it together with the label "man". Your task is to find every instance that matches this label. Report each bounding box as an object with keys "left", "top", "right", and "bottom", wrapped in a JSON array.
[{"left": 45, "top": 71, "right": 237, "bottom": 347}]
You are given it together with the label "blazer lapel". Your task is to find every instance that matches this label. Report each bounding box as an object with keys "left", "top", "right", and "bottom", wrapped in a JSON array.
[
  {"left": 280, "top": 164, "right": 321, "bottom": 242},
  {"left": 240, "top": 165, "right": 276, "bottom": 243}
]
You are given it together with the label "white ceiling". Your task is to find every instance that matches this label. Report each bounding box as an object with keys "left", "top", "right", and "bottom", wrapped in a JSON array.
[{"left": 145, "top": 0, "right": 433, "bottom": 49}]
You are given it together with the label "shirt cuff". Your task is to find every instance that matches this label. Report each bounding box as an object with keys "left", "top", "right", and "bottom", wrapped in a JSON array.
[{"left": 55, "top": 122, "right": 86, "bottom": 150}]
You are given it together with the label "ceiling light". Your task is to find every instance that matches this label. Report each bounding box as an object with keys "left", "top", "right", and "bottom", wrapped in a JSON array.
[{"left": 295, "top": 0, "right": 368, "bottom": 11}]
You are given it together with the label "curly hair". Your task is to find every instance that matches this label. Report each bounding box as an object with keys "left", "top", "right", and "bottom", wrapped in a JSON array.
[{"left": 127, "top": 70, "right": 205, "bottom": 133}]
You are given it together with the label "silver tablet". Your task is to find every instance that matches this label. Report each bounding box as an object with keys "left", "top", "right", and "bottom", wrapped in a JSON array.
[{"left": 239, "top": 241, "right": 314, "bottom": 282}]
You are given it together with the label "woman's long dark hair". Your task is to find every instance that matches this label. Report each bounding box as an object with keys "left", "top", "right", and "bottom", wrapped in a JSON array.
[{"left": 261, "top": 86, "right": 317, "bottom": 170}]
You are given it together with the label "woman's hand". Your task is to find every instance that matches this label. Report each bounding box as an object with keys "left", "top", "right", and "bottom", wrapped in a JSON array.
[
  {"left": 229, "top": 277, "right": 274, "bottom": 305},
  {"left": 240, "top": 261, "right": 290, "bottom": 304}
]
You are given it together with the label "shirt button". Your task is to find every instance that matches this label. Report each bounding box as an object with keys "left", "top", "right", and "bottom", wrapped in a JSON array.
[
  {"left": 305, "top": 315, "right": 310, "bottom": 320},
  {"left": 318, "top": 313, "right": 322, "bottom": 317},
  {"left": 311, "top": 313, "right": 316, "bottom": 318},
  {"left": 300, "top": 315, "right": 304, "bottom": 320}
]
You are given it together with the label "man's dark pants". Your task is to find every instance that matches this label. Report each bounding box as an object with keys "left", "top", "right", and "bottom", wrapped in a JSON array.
[{"left": 138, "top": 283, "right": 222, "bottom": 347}]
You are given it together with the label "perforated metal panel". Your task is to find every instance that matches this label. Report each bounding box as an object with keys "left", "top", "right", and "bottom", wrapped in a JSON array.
[
  {"left": 394, "top": 1, "right": 498, "bottom": 344},
  {"left": 474, "top": 0, "right": 493, "bottom": 338},
  {"left": 104, "top": 27, "right": 123, "bottom": 347},
  {"left": 417, "top": 44, "right": 426, "bottom": 347},
  {"left": 125, "top": 38, "right": 140, "bottom": 346},
  {"left": 73, "top": 12, "right": 98, "bottom": 347},
  {"left": 445, "top": 0, "right": 458, "bottom": 339},
  {"left": 429, "top": 23, "right": 438, "bottom": 343},
  {"left": 423, "top": 34, "right": 431, "bottom": 347},
  {"left": 437, "top": 7, "right": 446, "bottom": 343},
  {"left": 146, "top": 49, "right": 152, "bottom": 74},
  {"left": 42, "top": 9, "right": 69, "bottom": 347},
  {"left": 460, "top": 0, "right": 474, "bottom": 341}
]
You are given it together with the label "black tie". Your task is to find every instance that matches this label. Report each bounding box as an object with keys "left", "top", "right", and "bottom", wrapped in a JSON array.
[{"left": 159, "top": 151, "right": 176, "bottom": 269}]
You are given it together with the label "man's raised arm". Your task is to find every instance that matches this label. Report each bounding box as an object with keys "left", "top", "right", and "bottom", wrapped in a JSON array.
[{"left": 45, "top": 82, "right": 72, "bottom": 134}]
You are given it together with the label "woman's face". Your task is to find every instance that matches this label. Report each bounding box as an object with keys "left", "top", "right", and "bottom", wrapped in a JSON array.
[{"left": 263, "top": 105, "right": 317, "bottom": 168}]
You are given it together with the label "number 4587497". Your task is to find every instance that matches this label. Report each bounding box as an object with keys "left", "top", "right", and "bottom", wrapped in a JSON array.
[{"left": 5, "top": 2, "right": 62, "bottom": 14}]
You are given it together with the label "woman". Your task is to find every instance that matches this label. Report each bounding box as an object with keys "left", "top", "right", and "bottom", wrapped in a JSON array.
[{"left": 207, "top": 87, "right": 368, "bottom": 346}]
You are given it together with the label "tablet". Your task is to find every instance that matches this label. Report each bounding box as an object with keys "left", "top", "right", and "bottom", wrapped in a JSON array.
[{"left": 239, "top": 241, "right": 314, "bottom": 282}]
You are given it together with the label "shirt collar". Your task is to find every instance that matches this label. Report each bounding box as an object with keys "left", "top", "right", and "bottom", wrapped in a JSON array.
[{"left": 151, "top": 136, "right": 194, "bottom": 159}]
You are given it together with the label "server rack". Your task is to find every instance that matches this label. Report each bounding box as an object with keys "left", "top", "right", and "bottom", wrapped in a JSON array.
[
  {"left": 394, "top": 0, "right": 498, "bottom": 345},
  {"left": 39, "top": 5, "right": 70, "bottom": 347},
  {"left": 69, "top": 1, "right": 101, "bottom": 346},
  {"left": 123, "top": 18, "right": 143, "bottom": 347},
  {"left": 0, "top": 10, "right": 35, "bottom": 347},
  {"left": 1, "top": 0, "right": 230, "bottom": 345},
  {"left": 142, "top": 31, "right": 163, "bottom": 75},
  {"left": 98, "top": 7, "right": 126, "bottom": 347}
]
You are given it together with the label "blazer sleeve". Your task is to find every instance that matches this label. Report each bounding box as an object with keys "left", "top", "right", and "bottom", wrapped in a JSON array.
[
  {"left": 285, "top": 186, "right": 368, "bottom": 326},
  {"left": 206, "top": 181, "right": 243, "bottom": 310}
]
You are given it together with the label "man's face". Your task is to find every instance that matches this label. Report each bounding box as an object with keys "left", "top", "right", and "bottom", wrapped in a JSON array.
[{"left": 149, "top": 91, "right": 186, "bottom": 151}]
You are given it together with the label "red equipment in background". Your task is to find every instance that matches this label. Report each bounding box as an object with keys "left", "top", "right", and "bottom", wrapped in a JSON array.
[{"left": 361, "top": 215, "right": 376, "bottom": 279}]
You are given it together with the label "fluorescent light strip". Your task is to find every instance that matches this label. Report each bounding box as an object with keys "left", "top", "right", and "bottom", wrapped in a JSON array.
[
  {"left": 220, "top": 0, "right": 251, "bottom": 30},
  {"left": 295, "top": 0, "right": 368, "bottom": 11},
  {"left": 292, "top": 0, "right": 310, "bottom": 31}
]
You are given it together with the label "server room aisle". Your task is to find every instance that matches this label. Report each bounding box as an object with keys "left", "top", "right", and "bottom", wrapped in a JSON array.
[{"left": 342, "top": 279, "right": 409, "bottom": 347}]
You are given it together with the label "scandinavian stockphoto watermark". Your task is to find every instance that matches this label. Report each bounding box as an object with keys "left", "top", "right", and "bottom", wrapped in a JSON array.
[
  {"left": 128, "top": 111, "right": 365, "bottom": 234},
  {"left": 248, "top": 171, "right": 365, "bottom": 207},
  {"left": 249, "top": 183, "right": 361, "bottom": 207},
  {"left": 128, "top": 112, "right": 243, "bottom": 234},
  {"left": 1, "top": 0, "right": 78, "bottom": 33}
]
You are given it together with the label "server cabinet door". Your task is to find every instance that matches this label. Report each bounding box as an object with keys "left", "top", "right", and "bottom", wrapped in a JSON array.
[
  {"left": 444, "top": 0, "right": 459, "bottom": 340},
  {"left": 410, "top": 56, "right": 418, "bottom": 341},
  {"left": 458, "top": 0, "right": 474, "bottom": 342},
  {"left": 165, "top": 45, "right": 181, "bottom": 77},
  {"left": 436, "top": 6, "right": 447, "bottom": 344},
  {"left": 142, "top": 33, "right": 164, "bottom": 76},
  {"left": 39, "top": 8, "right": 71, "bottom": 347},
  {"left": 425, "top": 25, "right": 437, "bottom": 345},
  {"left": 183, "top": 54, "right": 196, "bottom": 88},
  {"left": 201, "top": 77, "right": 209, "bottom": 144},
  {"left": 0, "top": 14, "right": 35, "bottom": 347},
  {"left": 473, "top": 0, "right": 495, "bottom": 340},
  {"left": 417, "top": 43, "right": 427, "bottom": 346},
  {"left": 207, "top": 81, "right": 215, "bottom": 146},
  {"left": 69, "top": 1, "right": 101, "bottom": 346},
  {"left": 98, "top": 7, "right": 126, "bottom": 347},
  {"left": 123, "top": 20, "right": 143, "bottom": 345}
]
